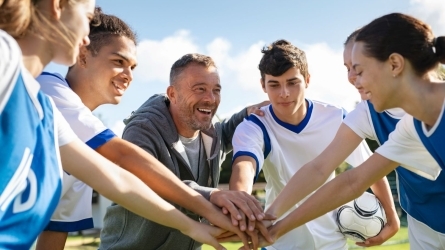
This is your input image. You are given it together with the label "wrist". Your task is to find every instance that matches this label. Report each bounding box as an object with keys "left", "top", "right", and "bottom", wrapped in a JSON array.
[
  {"left": 269, "top": 222, "right": 281, "bottom": 241},
  {"left": 179, "top": 218, "right": 197, "bottom": 237},
  {"left": 265, "top": 206, "right": 280, "bottom": 219},
  {"left": 208, "top": 188, "right": 221, "bottom": 203}
]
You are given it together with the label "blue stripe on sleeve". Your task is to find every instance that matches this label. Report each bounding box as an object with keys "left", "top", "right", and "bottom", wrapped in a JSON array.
[
  {"left": 44, "top": 218, "right": 94, "bottom": 232},
  {"left": 233, "top": 151, "right": 261, "bottom": 183},
  {"left": 246, "top": 115, "right": 271, "bottom": 158},
  {"left": 85, "top": 129, "right": 116, "bottom": 149}
]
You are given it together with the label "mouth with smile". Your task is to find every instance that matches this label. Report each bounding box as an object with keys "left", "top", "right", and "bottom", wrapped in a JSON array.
[
  {"left": 112, "top": 81, "right": 127, "bottom": 96},
  {"left": 196, "top": 107, "right": 213, "bottom": 117}
]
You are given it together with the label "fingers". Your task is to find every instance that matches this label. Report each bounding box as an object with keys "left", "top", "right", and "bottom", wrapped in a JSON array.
[
  {"left": 238, "top": 211, "right": 247, "bottom": 231},
  {"left": 208, "top": 240, "right": 226, "bottom": 250},
  {"left": 246, "top": 229, "right": 259, "bottom": 250},
  {"left": 222, "top": 207, "right": 229, "bottom": 215},
  {"left": 231, "top": 213, "right": 239, "bottom": 227},
  {"left": 216, "top": 231, "right": 237, "bottom": 239},
  {"left": 236, "top": 230, "right": 251, "bottom": 250},
  {"left": 356, "top": 221, "right": 399, "bottom": 247},
  {"left": 234, "top": 193, "right": 264, "bottom": 221},
  {"left": 355, "top": 234, "right": 383, "bottom": 247},
  {"left": 262, "top": 213, "right": 277, "bottom": 221},
  {"left": 256, "top": 220, "right": 274, "bottom": 243}
]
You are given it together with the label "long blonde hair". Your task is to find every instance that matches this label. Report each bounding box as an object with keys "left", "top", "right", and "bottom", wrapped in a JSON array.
[{"left": 0, "top": 0, "right": 84, "bottom": 48}]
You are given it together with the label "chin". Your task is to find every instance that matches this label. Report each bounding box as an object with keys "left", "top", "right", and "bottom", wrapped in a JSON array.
[{"left": 112, "top": 98, "right": 121, "bottom": 105}]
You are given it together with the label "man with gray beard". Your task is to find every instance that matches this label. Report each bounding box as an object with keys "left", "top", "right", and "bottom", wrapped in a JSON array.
[{"left": 99, "top": 53, "right": 270, "bottom": 249}]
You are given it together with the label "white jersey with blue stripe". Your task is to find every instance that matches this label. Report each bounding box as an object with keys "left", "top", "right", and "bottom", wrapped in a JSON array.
[
  {"left": 36, "top": 72, "right": 116, "bottom": 232},
  {"left": 232, "top": 100, "right": 372, "bottom": 250},
  {"left": 344, "top": 100, "right": 445, "bottom": 234},
  {"left": 0, "top": 30, "right": 75, "bottom": 249}
]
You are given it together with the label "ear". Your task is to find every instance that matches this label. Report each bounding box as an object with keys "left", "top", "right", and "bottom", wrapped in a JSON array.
[
  {"left": 49, "top": 0, "right": 63, "bottom": 20},
  {"left": 166, "top": 85, "right": 176, "bottom": 104},
  {"left": 260, "top": 78, "right": 266, "bottom": 93},
  {"left": 388, "top": 53, "right": 404, "bottom": 77},
  {"left": 305, "top": 74, "right": 311, "bottom": 88},
  {"left": 77, "top": 46, "right": 89, "bottom": 68}
]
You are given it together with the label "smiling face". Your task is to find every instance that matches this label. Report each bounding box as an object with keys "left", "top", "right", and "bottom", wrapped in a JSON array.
[
  {"left": 343, "top": 41, "right": 368, "bottom": 100},
  {"left": 74, "top": 35, "right": 137, "bottom": 110},
  {"left": 352, "top": 42, "right": 398, "bottom": 112},
  {"left": 168, "top": 63, "right": 221, "bottom": 137},
  {"left": 262, "top": 67, "right": 308, "bottom": 124}
]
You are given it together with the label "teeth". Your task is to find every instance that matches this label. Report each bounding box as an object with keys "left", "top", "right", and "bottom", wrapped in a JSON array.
[{"left": 198, "top": 108, "right": 211, "bottom": 112}]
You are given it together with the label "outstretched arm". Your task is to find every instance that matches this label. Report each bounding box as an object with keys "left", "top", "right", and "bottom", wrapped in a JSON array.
[
  {"left": 269, "top": 153, "right": 399, "bottom": 241},
  {"left": 97, "top": 138, "right": 217, "bottom": 219},
  {"left": 266, "top": 124, "right": 363, "bottom": 219},
  {"left": 60, "top": 139, "right": 239, "bottom": 250}
]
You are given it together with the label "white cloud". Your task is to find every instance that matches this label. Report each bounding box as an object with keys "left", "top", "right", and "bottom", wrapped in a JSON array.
[
  {"left": 110, "top": 120, "right": 125, "bottom": 138},
  {"left": 105, "top": 31, "right": 360, "bottom": 129},
  {"left": 409, "top": 0, "right": 445, "bottom": 34},
  {"left": 304, "top": 43, "right": 359, "bottom": 111},
  {"left": 134, "top": 30, "right": 200, "bottom": 84}
]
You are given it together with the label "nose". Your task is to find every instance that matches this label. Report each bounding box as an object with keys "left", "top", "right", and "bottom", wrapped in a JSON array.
[
  {"left": 82, "top": 36, "right": 90, "bottom": 47},
  {"left": 348, "top": 69, "right": 357, "bottom": 86},
  {"left": 280, "top": 86, "right": 290, "bottom": 98},
  {"left": 123, "top": 67, "right": 133, "bottom": 83}
]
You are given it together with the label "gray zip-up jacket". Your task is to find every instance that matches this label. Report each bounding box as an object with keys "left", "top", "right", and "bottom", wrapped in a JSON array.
[{"left": 99, "top": 94, "right": 247, "bottom": 250}]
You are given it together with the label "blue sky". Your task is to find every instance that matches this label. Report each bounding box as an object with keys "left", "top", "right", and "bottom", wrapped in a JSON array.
[{"left": 44, "top": 0, "right": 445, "bottom": 135}]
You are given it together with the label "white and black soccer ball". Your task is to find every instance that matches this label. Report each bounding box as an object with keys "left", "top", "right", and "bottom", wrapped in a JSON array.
[{"left": 336, "top": 192, "right": 387, "bottom": 242}]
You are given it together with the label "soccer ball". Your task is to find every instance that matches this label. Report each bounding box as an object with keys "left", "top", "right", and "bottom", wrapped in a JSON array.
[{"left": 336, "top": 192, "right": 387, "bottom": 242}]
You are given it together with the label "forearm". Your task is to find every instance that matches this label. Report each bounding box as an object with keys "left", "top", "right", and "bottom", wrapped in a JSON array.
[
  {"left": 266, "top": 160, "right": 331, "bottom": 218},
  {"left": 370, "top": 177, "right": 398, "bottom": 224},
  {"left": 271, "top": 154, "right": 398, "bottom": 239},
  {"left": 268, "top": 125, "right": 363, "bottom": 218},
  {"left": 99, "top": 139, "right": 217, "bottom": 218},
  {"left": 229, "top": 159, "right": 256, "bottom": 193},
  {"left": 60, "top": 140, "right": 201, "bottom": 233},
  {"left": 272, "top": 170, "right": 364, "bottom": 239}
]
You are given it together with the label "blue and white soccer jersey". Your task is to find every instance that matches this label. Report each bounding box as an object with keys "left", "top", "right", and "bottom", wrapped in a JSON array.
[
  {"left": 36, "top": 72, "right": 116, "bottom": 232},
  {"left": 232, "top": 100, "right": 372, "bottom": 250},
  {"left": 0, "top": 30, "right": 76, "bottom": 249},
  {"left": 344, "top": 100, "right": 445, "bottom": 241}
]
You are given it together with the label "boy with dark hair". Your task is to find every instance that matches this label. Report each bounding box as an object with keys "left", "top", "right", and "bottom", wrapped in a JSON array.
[
  {"left": 35, "top": 9, "right": 255, "bottom": 250},
  {"left": 229, "top": 40, "right": 394, "bottom": 249}
]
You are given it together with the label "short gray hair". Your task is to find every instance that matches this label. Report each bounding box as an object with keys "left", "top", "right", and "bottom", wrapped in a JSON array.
[{"left": 169, "top": 53, "right": 217, "bottom": 85}]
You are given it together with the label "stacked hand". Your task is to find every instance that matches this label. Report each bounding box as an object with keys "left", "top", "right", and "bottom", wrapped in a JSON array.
[{"left": 209, "top": 190, "right": 277, "bottom": 249}]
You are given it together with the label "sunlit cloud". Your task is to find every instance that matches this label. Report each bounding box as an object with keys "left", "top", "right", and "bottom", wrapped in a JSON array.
[{"left": 409, "top": 0, "right": 445, "bottom": 34}]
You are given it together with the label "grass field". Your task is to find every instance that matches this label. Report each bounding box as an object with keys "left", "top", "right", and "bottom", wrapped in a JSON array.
[{"left": 66, "top": 227, "right": 409, "bottom": 250}]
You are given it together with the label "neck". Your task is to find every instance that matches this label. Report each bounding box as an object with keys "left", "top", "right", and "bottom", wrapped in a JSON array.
[
  {"left": 65, "top": 70, "right": 98, "bottom": 111},
  {"left": 16, "top": 34, "right": 52, "bottom": 77},
  {"left": 396, "top": 78, "right": 445, "bottom": 127}
]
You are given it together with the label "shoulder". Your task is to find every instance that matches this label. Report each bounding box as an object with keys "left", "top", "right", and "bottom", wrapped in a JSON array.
[
  {"left": 37, "top": 72, "right": 84, "bottom": 108},
  {"left": 310, "top": 99, "right": 347, "bottom": 118},
  {"left": 37, "top": 72, "right": 69, "bottom": 91},
  {"left": 0, "top": 30, "right": 22, "bottom": 104}
]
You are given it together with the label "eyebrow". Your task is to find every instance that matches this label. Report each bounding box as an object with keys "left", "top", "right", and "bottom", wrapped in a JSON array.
[
  {"left": 192, "top": 82, "right": 222, "bottom": 89},
  {"left": 112, "top": 52, "right": 138, "bottom": 67},
  {"left": 266, "top": 77, "right": 299, "bottom": 84}
]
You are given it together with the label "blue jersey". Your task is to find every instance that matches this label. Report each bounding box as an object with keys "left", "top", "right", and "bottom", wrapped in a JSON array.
[
  {"left": 0, "top": 30, "right": 68, "bottom": 248},
  {"left": 368, "top": 101, "right": 445, "bottom": 233}
]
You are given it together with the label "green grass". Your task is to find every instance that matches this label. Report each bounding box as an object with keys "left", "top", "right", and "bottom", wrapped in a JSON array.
[{"left": 66, "top": 227, "right": 409, "bottom": 250}]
